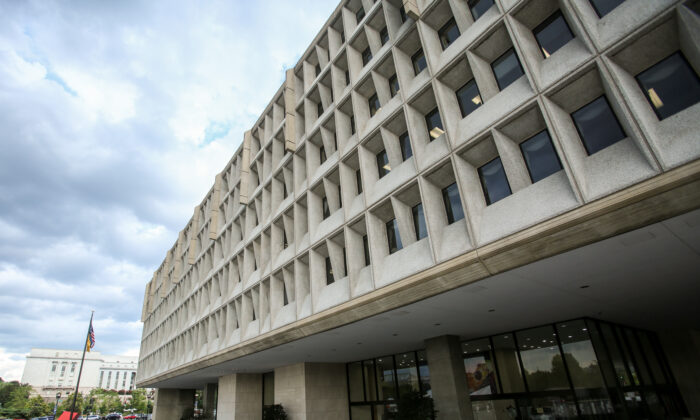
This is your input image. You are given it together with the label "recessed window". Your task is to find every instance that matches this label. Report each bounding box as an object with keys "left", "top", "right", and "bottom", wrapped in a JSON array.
[
  {"left": 412, "top": 49, "right": 427, "bottom": 75},
  {"left": 315, "top": 63, "right": 321, "bottom": 77},
  {"left": 322, "top": 196, "right": 330, "bottom": 219},
  {"left": 478, "top": 157, "right": 512, "bottom": 205},
  {"left": 438, "top": 18, "right": 460, "bottom": 50},
  {"left": 533, "top": 11, "right": 574, "bottom": 58},
  {"left": 456, "top": 79, "right": 482, "bottom": 118},
  {"left": 333, "top": 134, "right": 338, "bottom": 152},
  {"left": 468, "top": 0, "right": 494, "bottom": 21},
  {"left": 636, "top": 52, "right": 700, "bottom": 120},
  {"left": 399, "top": 132, "right": 412, "bottom": 161},
  {"left": 283, "top": 230, "right": 288, "bottom": 249},
  {"left": 283, "top": 282, "right": 289, "bottom": 306},
  {"left": 356, "top": 7, "right": 365, "bottom": 22},
  {"left": 492, "top": 48, "right": 525, "bottom": 90},
  {"left": 399, "top": 5, "right": 407, "bottom": 23},
  {"left": 389, "top": 74, "right": 400, "bottom": 97},
  {"left": 363, "top": 234, "right": 370, "bottom": 266},
  {"left": 341, "top": 31, "right": 346, "bottom": 44},
  {"left": 520, "top": 130, "right": 562, "bottom": 183},
  {"left": 319, "top": 145, "right": 327, "bottom": 164},
  {"left": 338, "top": 185, "right": 342, "bottom": 209},
  {"left": 589, "top": 0, "right": 625, "bottom": 18},
  {"left": 282, "top": 181, "right": 288, "bottom": 199},
  {"left": 412, "top": 203, "right": 428, "bottom": 240},
  {"left": 317, "top": 101, "right": 324, "bottom": 117},
  {"left": 362, "top": 47, "right": 373, "bottom": 67},
  {"left": 342, "top": 248, "right": 348, "bottom": 276},
  {"left": 571, "top": 96, "right": 626, "bottom": 155},
  {"left": 380, "top": 27, "right": 390, "bottom": 45},
  {"left": 386, "top": 218, "right": 403, "bottom": 254},
  {"left": 376, "top": 149, "right": 391, "bottom": 178},
  {"left": 325, "top": 256, "right": 335, "bottom": 285},
  {"left": 425, "top": 107, "right": 444, "bottom": 140},
  {"left": 345, "top": 70, "right": 351, "bottom": 86},
  {"left": 369, "top": 93, "right": 381, "bottom": 117},
  {"left": 350, "top": 115, "right": 356, "bottom": 135},
  {"left": 442, "top": 182, "right": 465, "bottom": 224},
  {"left": 356, "top": 169, "right": 363, "bottom": 194}
]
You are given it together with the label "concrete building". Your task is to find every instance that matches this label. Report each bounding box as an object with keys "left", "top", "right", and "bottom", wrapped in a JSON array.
[
  {"left": 21, "top": 348, "right": 138, "bottom": 401},
  {"left": 136, "top": 0, "right": 700, "bottom": 419}
]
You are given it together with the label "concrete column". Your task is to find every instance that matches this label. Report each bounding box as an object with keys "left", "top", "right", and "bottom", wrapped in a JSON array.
[
  {"left": 152, "top": 388, "right": 195, "bottom": 420},
  {"left": 217, "top": 373, "right": 262, "bottom": 420},
  {"left": 202, "top": 382, "right": 218, "bottom": 415},
  {"left": 275, "top": 362, "right": 349, "bottom": 420},
  {"left": 658, "top": 329, "right": 700, "bottom": 419},
  {"left": 425, "top": 335, "right": 473, "bottom": 420}
]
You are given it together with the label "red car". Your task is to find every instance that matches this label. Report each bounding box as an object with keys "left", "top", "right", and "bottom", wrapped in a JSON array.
[{"left": 123, "top": 416, "right": 138, "bottom": 419}]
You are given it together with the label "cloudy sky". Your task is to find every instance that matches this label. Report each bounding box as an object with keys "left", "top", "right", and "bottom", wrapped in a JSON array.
[{"left": 0, "top": 0, "right": 337, "bottom": 381}]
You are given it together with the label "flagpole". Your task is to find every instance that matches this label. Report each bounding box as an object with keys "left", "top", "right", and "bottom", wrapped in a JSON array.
[{"left": 68, "top": 311, "right": 94, "bottom": 419}]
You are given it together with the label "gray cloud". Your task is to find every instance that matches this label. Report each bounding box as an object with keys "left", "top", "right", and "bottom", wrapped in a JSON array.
[{"left": 0, "top": 0, "right": 337, "bottom": 379}]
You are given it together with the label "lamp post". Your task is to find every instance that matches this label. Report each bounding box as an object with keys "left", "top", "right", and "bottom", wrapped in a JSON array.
[{"left": 54, "top": 392, "right": 62, "bottom": 419}]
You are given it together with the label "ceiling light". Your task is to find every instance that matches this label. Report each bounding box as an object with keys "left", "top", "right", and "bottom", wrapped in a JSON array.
[
  {"left": 648, "top": 88, "right": 663, "bottom": 108},
  {"left": 471, "top": 95, "right": 482, "bottom": 105},
  {"left": 383, "top": 164, "right": 391, "bottom": 171},
  {"left": 542, "top": 48, "right": 551, "bottom": 58},
  {"left": 429, "top": 127, "right": 445, "bottom": 139}
]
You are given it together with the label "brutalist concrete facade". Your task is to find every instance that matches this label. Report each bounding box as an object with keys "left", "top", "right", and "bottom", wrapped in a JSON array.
[{"left": 138, "top": 0, "right": 700, "bottom": 419}]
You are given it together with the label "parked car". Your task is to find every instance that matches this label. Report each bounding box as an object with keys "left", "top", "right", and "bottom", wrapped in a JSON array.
[
  {"left": 86, "top": 416, "right": 100, "bottom": 420},
  {"left": 105, "top": 414, "right": 123, "bottom": 420}
]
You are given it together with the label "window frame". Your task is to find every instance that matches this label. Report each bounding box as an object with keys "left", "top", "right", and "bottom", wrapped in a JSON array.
[
  {"left": 478, "top": 157, "right": 512, "bottom": 205},
  {"left": 399, "top": 131, "right": 412, "bottom": 161},
  {"left": 532, "top": 10, "right": 575, "bottom": 59},
  {"left": 425, "top": 107, "right": 444, "bottom": 141},
  {"left": 438, "top": 17, "right": 460, "bottom": 50},
  {"left": 412, "top": 202, "right": 428, "bottom": 240},
  {"left": 376, "top": 149, "right": 391, "bottom": 178},
  {"left": 362, "top": 47, "right": 373, "bottom": 67},
  {"left": 325, "top": 255, "right": 334, "bottom": 285},
  {"left": 389, "top": 73, "right": 400, "bottom": 97},
  {"left": 368, "top": 93, "right": 381, "bottom": 117},
  {"left": 386, "top": 218, "right": 403, "bottom": 254},
  {"left": 322, "top": 195, "right": 330, "bottom": 219},
  {"left": 456, "top": 78, "right": 482, "bottom": 118},
  {"left": 491, "top": 48, "right": 525, "bottom": 91},
  {"left": 412, "top": 49, "right": 427, "bottom": 75},
  {"left": 441, "top": 182, "right": 465, "bottom": 224},
  {"left": 570, "top": 95, "right": 626, "bottom": 156},
  {"left": 519, "top": 129, "right": 563, "bottom": 184},
  {"left": 380, "top": 26, "right": 390, "bottom": 45}
]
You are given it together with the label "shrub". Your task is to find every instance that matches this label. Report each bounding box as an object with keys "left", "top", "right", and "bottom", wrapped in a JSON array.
[{"left": 263, "top": 404, "right": 288, "bottom": 420}]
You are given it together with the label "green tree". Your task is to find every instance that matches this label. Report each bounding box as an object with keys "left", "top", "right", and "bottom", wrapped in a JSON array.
[
  {"left": 57, "top": 392, "right": 85, "bottom": 415},
  {"left": 26, "top": 395, "right": 51, "bottom": 417},
  {"left": 128, "top": 388, "right": 148, "bottom": 412}
]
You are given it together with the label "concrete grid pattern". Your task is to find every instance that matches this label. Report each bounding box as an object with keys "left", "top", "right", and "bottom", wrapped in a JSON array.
[{"left": 137, "top": 0, "right": 700, "bottom": 385}]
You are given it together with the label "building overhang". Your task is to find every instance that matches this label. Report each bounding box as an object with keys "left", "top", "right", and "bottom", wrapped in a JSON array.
[{"left": 137, "top": 159, "right": 700, "bottom": 389}]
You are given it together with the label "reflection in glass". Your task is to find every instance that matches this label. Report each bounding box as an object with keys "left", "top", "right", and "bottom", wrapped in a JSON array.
[
  {"left": 395, "top": 352, "right": 419, "bottom": 395},
  {"left": 469, "top": 0, "right": 494, "bottom": 21},
  {"left": 438, "top": 18, "right": 460, "bottom": 50},
  {"left": 386, "top": 218, "right": 403, "bottom": 254},
  {"left": 417, "top": 350, "right": 431, "bottom": 397},
  {"left": 400, "top": 132, "right": 412, "bottom": 161},
  {"left": 442, "top": 182, "right": 464, "bottom": 224},
  {"left": 462, "top": 338, "right": 498, "bottom": 395},
  {"left": 456, "top": 79, "right": 482, "bottom": 118},
  {"left": 493, "top": 334, "right": 525, "bottom": 393},
  {"left": 363, "top": 360, "right": 377, "bottom": 401},
  {"left": 412, "top": 203, "right": 428, "bottom": 240},
  {"left": 533, "top": 11, "right": 574, "bottom": 58},
  {"left": 520, "top": 130, "right": 562, "bottom": 183},
  {"left": 589, "top": 0, "right": 625, "bottom": 18},
  {"left": 516, "top": 326, "right": 570, "bottom": 391},
  {"left": 492, "top": 49, "right": 524, "bottom": 90},
  {"left": 571, "top": 96, "right": 626, "bottom": 155},
  {"left": 478, "top": 157, "right": 512, "bottom": 205},
  {"left": 376, "top": 357, "right": 397, "bottom": 401},
  {"left": 412, "top": 49, "right": 427, "bottom": 75},
  {"left": 636, "top": 52, "right": 700, "bottom": 120}
]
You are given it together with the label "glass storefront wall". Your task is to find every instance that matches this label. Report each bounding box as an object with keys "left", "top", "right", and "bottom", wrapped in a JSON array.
[
  {"left": 464, "top": 318, "right": 686, "bottom": 419},
  {"left": 347, "top": 350, "right": 431, "bottom": 420}
]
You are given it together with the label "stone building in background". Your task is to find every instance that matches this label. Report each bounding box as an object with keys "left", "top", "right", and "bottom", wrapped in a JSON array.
[{"left": 137, "top": 0, "right": 700, "bottom": 419}]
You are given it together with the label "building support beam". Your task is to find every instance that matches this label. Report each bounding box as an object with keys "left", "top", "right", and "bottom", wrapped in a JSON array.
[
  {"left": 275, "top": 362, "right": 349, "bottom": 420},
  {"left": 658, "top": 329, "right": 700, "bottom": 419},
  {"left": 202, "top": 382, "right": 218, "bottom": 416},
  {"left": 425, "top": 335, "right": 474, "bottom": 420},
  {"left": 217, "top": 373, "right": 262, "bottom": 420},
  {"left": 152, "top": 389, "right": 194, "bottom": 420}
]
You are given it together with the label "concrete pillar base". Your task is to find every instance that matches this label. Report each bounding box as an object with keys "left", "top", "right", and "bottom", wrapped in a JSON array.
[
  {"left": 425, "top": 335, "right": 474, "bottom": 420},
  {"left": 152, "top": 388, "right": 195, "bottom": 420},
  {"left": 275, "top": 362, "right": 349, "bottom": 420},
  {"left": 217, "top": 373, "right": 262, "bottom": 420}
]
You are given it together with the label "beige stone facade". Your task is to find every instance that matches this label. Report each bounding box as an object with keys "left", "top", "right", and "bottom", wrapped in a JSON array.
[{"left": 138, "top": 0, "right": 700, "bottom": 418}]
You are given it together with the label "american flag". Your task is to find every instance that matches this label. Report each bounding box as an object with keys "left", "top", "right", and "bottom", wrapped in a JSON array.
[{"left": 87, "top": 321, "right": 96, "bottom": 352}]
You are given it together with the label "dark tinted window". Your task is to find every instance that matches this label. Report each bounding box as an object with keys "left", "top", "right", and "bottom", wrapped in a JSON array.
[
  {"left": 399, "top": 5, "right": 407, "bottom": 23},
  {"left": 282, "top": 180, "right": 287, "bottom": 199},
  {"left": 412, "top": 49, "right": 427, "bottom": 75},
  {"left": 369, "top": 93, "right": 381, "bottom": 117},
  {"left": 442, "top": 182, "right": 465, "bottom": 224},
  {"left": 492, "top": 48, "right": 524, "bottom": 90},
  {"left": 380, "top": 27, "right": 390, "bottom": 45},
  {"left": 362, "top": 47, "right": 373, "bottom": 66},
  {"left": 386, "top": 218, "right": 403, "bottom": 254},
  {"left": 350, "top": 115, "right": 356, "bottom": 135},
  {"left": 533, "top": 11, "right": 574, "bottom": 58},
  {"left": 356, "top": 7, "right": 365, "bottom": 22},
  {"left": 400, "top": 132, "right": 412, "bottom": 161},
  {"left": 376, "top": 149, "right": 391, "bottom": 178},
  {"left": 520, "top": 130, "right": 562, "bottom": 183},
  {"left": 469, "top": 0, "right": 494, "bottom": 21},
  {"left": 636, "top": 52, "right": 700, "bottom": 120},
  {"left": 317, "top": 101, "right": 323, "bottom": 117},
  {"left": 571, "top": 96, "right": 626, "bottom": 155},
  {"left": 325, "top": 256, "right": 334, "bottom": 285},
  {"left": 322, "top": 196, "right": 330, "bottom": 219},
  {"left": 425, "top": 107, "right": 444, "bottom": 140},
  {"left": 319, "top": 145, "right": 326, "bottom": 164},
  {"left": 438, "top": 18, "right": 460, "bottom": 50},
  {"left": 389, "top": 74, "right": 400, "bottom": 97},
  {"left": 282, "top": 281, "right": 288, "bottom": 305},
  {"left": 589, "top": 0, "right": 625, "bottom": 17},
  {"left": 356, "top": 169, "right": 363, "bottom": 194},
  {"left": 456, "top": 79, "right": 482, "bottom": 118},
  {"left": 345, "top": 70, "right": 350, "bottom": 86},
  {"left": 283, "top": 229, "right": 288, "bottom": 249},
  {"left": 315, "top": 63, "right": 321, "bottom": 77},
  {"left": 363, "top": 234, "right": 370, "bottom": 266},
  {"left": 478, "top": 157, "right": 512, "bottom": 205},
  {"left": 412, "top": 203, "right": 428, "bottom": 240}
]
